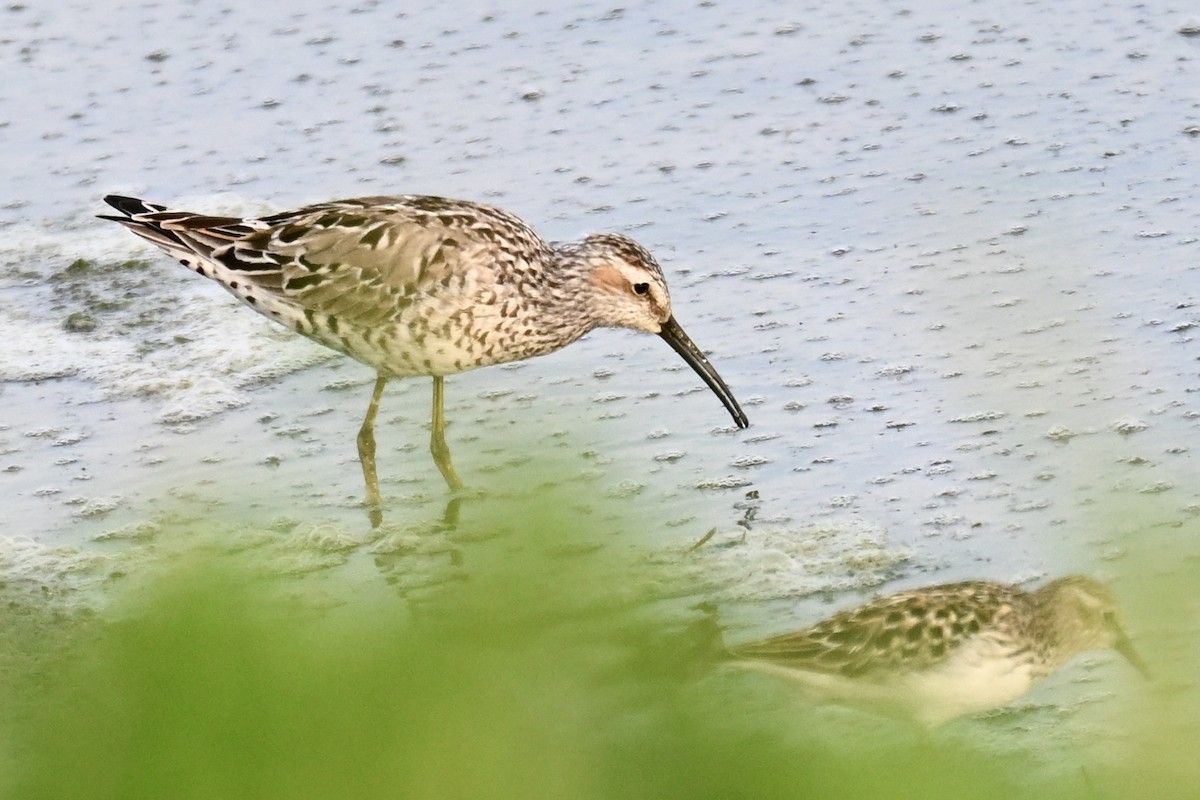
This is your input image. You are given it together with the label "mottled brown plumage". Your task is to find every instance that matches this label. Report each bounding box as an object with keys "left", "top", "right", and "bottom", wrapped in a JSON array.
[
  {"left": 730, "top": 576, "right": 1145, "bottom": 727},
  {"left": 101, "top": 194, "right": 747, "bottom": 524}
]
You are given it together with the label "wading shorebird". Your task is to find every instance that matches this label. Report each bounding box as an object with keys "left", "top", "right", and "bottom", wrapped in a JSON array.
[
  {"left": 728, "top": 576, "right": 1146, "bottom": 728},
  {"left": 101, "top": 194, "right": 748, "bottom": 522}
]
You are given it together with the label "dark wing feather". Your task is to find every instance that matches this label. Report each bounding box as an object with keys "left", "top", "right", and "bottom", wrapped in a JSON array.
[
  {"left": 229, "top": 198, "right": 547, "bottom": 326},
  {"left": 730, "top": 581, "right": 1025, "bottom": 677},
  {"left": 104, "top": 195, "right": 551, "bottom": 326}
]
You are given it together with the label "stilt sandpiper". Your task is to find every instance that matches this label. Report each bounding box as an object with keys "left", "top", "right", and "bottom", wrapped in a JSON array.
[
  {"left": 101, "top": 194, "right": 748, "bottom": 523},
  {"left": 728, "top": 575, "right": 1145, "bottom": 727}
]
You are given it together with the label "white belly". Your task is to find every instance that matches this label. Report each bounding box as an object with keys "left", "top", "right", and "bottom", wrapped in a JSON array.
[{"left": 734, "top": 636, "right": 1038, "bottom": 728}]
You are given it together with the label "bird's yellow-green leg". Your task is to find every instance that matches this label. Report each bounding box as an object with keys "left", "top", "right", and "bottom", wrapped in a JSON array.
[
  {"left": 357, "top": 375, "right": 388, "bottom": 527},
  {"left": 430, "top": 376, "right": 464, "bottom": 492}
]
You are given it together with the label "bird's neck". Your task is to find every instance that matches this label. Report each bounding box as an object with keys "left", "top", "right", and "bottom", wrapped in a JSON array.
[
  {"left": 543, "top": 242, "right": 604, "bottom": 328},
  {"left": 1034, "top": 593, "right": 1088, "bottom": 670}
]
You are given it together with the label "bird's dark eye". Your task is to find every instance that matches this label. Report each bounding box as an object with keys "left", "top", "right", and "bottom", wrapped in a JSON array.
[{"left": 633, "top": 282, "right": 650, "bottom": 296}]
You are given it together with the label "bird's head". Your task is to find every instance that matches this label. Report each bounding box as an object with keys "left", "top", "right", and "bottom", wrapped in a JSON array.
[
  {"left": 1042, "top": 575, "right": 1148, "bottom": 677},
  {"left": 570, "top": 232, "right": 672, "bottom": 334},
  {"left": 556, "top": 232, "right": 748, "bottom": 429}
]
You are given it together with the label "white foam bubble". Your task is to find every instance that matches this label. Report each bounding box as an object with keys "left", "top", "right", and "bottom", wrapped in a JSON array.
[
  {"left": 0, "top": 535, "right": 102, "bottom": 607},
  {"left": 1, "top": 208, "right": 334, "bottom": 423},
  {"left": 675, "top": 519, "right": 912, "bottom": 601},
  {"left": 0, "top": 313, "right": 134, "bottom": 382}
]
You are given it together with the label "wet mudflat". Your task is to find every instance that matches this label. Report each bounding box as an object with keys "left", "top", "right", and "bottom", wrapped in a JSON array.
[{"left": 0, "top": 1, "right": 1197, "bottom": 794}]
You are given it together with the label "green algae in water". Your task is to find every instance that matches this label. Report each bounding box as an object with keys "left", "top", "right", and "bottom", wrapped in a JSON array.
[{"left": 0, "top": 490, "right": 1194, "bottom": 800}]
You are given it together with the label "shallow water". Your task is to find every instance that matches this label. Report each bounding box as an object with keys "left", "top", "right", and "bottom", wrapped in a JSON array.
[{"left": 1, "top": 0, "right": 1198, "bottom": 787}]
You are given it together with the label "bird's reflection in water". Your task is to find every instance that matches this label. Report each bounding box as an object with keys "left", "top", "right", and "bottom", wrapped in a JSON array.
[{"left": 371, "top": 494, "right": 468, "bottom": 586}]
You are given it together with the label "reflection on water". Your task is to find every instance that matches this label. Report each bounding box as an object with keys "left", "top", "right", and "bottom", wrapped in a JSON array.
[
  {"left": 728, "top": 575, "right": 1145, "bottom": 728},
  {"left": 0, "top": 477, "right": 1193, "bottom": 798}
]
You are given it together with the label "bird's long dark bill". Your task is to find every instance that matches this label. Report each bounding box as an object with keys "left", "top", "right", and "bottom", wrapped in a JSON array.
[
  {"left": 659, "top": 316, "right": 749, "bottom": 429},
  {"left": 1114, "top": 629, "right": 1152, "bottom": 679}
]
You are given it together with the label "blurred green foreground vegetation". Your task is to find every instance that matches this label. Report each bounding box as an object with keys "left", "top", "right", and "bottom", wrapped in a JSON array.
[{"left": 0, "top": 491, "right": 1195, "bottom": 800}]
